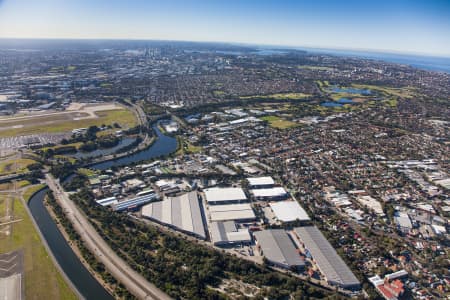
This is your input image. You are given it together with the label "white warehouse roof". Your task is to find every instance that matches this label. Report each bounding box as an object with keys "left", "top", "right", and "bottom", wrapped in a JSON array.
[
  {"left": 247, "top": 176, "right": 275, "bottom": 186},
  {"left": 270, "top": 201, "right": 310, "bottom": 222},
  {"left": 251, "top": 187, "right": 287, "bottom": 198},
  {"left": 204, "top": 187, "right": 247, "bottom": 203}
]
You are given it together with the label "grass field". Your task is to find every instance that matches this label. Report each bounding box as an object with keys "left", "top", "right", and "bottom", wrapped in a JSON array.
[
  {"left": 384, "top": 99, "right": 398, "bottom": 107},
  {"left": 241, "top": 92, "right": 311, "bottom": 100},
  {"left": 351, "top": 84, "right": 416, "bottom": 98},
  {"left": 316, "top": 80, "right": 330, "bottom": 92},
  {"left": 41, "top": 142, "right": 83, "bottom": 152},
  {"left": 328, "top": 92, "right": 366, "bottom": 101},
  {"left": 0, "top": 107, "right": 137, "bottom": 138},
  {"left": 0, "top": 180, "right": 31, "bottom": 192},
  {"left": 0, "top": 158, "right": 36, "bottom": 175},
  {"left": 260, "top": 115, "right": 299, "bottom": 129},
  {"left": 0, "top": 188, "right": 77, "bottom": 300},
  {"left": 77, "top": 168, "right": 98, "bottom": 177},
  {"left": 213, "top": 90, "right": 226, "bottom": 97},
  {"left": 0, "top": 194, "right": 7, "bottom": 216},
  {"left": 176, "top": 137, "right": 202, "bottom": 155}
]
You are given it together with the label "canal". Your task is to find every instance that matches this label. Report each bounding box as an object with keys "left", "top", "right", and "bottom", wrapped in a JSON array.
[{"left": 27, "top": 122, "right": 177, "bottom": 299}]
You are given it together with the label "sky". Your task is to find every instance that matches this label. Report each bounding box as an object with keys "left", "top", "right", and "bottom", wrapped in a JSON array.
[{"left": 0, "top": 0, "right": 449, "bottom": 57}]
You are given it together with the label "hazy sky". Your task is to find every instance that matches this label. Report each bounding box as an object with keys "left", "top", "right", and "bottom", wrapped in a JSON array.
[{"left": 1, "top": 0, "right": 449, "bottom": 56}]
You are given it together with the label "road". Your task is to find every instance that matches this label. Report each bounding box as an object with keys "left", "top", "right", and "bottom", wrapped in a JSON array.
[{"left": 45, "top": 174, "right": 171, "bottom": 300}]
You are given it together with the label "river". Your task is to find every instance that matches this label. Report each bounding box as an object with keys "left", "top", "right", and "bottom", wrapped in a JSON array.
[
  {"left": 27, "top": 122, "right": 177, "bottom": 299},
  {"left": 93, "top": 123, "right": 177, "bottom": 170}
]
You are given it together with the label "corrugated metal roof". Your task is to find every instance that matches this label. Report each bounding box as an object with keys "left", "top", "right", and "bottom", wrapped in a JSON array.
[
  {"left": 208, "top": 203, "right": 256, "bottom": 222},
  {"left": 294, "top": 226, "right": 360, "bottom": 288},
  {"left": 115, "top": 193, "right": 159, "bottom": 211},
  {"left": 142, "top": 191, "right": 206, "bottom": 239},
  {"left": 251, "top": 187, "right": 287, "bottom": 198},
  {"left": 210, "top": 221, "right": 251, "bottom": 244},
  {"left": 210, "top": 210, "right": 255, "bottom": 222},
  {"left": 204, "top": 187, "right": 247, "bottom": 203},
  {"left": 270, "top": 201, "right": 310, "bottom": 222},
  {"left": 247, "top": 176, "right": 275, "bottom": 186},
  {"left": 254, "top": 229, "right": 304, "bottom": 268}
]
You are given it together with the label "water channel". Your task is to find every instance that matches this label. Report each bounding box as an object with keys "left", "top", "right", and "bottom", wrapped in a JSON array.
[{"left": 27, "top": 122, "right": 177, "bottom": 299}]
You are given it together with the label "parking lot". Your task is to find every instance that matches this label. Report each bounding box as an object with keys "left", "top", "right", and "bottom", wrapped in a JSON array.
[{"left": 0, "top": 133, "right": 71, "bottom": 150}]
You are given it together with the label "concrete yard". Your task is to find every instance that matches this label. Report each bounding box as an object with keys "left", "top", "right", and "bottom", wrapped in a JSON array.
[
  {"left": 0, "top": 250, "right": 24, "bottom": 300},
  {"left": 0, "top": 274, "right": 22, "bottom": 300}
]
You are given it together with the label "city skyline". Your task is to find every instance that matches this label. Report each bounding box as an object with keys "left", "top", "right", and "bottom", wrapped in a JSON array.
[{"left": 1, "top": 0, "right": 450, "bottom": 57}]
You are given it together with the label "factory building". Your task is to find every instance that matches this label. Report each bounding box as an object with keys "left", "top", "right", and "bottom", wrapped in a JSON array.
[
  {"left": 96, "top": 196, "right": 118, "bottom": 207},
  {"left": 294, "top": 226, "right": 360, "bottom": 290},
  {"left": 253, "top": 229, "right": 304, "bottom": 270},
  {"left": 251, "top": 187, "right": 288, "bottom": 201},
  {"left": 114, "top": 193, "right": 159, "bottom": 212},
  {"left": 210, "top": 221, "right": 252, "bottom": 246},
  {"left": 269, "top": 201, "right": 311, "bottom": 223},
  {"left": 141, "top": 191, "right": 206, "bottom": 239},
  {"left": 247, "top": 176, "right": 275, "bottom": 189},
  {"left": 208, "top": 203, "right": 256, "bottom": 222},
  {"left": 204, "top": 187, "right": 248, "bottom": 205}
]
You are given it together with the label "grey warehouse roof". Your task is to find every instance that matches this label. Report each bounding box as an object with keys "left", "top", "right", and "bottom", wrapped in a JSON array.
[
  {"left": 253, "top": 229, "right": 304, "bottom": 268},
  {"left": 210, "top": 221, "right": 251, "bottom": 245},
  {"left": 294, "top": 226, "right": 360, "bottom": 288},
  {"left": 142, "top": 191, "right": 206, "bottom": 239}
]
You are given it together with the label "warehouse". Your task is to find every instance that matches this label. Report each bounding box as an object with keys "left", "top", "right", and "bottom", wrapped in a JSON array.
[
  {"left": 294, "top": 226, "right": 360, "bottom": 290},
  {"left": 204, "top": 187, "right": 248, "bottom": 205},
  {"left": 251, "top": 187, "right": 288, "bottom": 200},
  {"left": 253, "top": 229, "right": 304, "bottom": 270},
  {"left": 96, "top": 196, "right": 118, "bottom": 207},
  {"left": 208, "top": 203, "right": 256, "bottom": 222},
  {"left": 141, "top": 191, "right": 206, "bottom": 239},
  {"left": 247, "top": 176, "right": 275, "bottom": 188},
  {"left": 210, "top": 221, "right": 252, "bottom": 246},
  {"left": 394, "top": 212, "right": 412, "bottom": 233},
  {"left": 114, "top": 193, "right": 159, "bottom": 211},
  {"left": 269, "top": 201, "right": 310, "bottom": 223}
]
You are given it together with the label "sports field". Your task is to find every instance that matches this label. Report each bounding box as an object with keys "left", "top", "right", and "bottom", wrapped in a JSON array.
[
  {"left": 0, "top": 103, "right": 137, "bottom": 138},
  {"left": 260, "top": 115, "right": 299, "bottom": 129}
]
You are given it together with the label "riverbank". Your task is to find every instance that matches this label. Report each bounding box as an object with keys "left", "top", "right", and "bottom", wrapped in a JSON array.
[
  {"left": 43, "top": 192, "right": 118, "bottom": 297},
  {"left": 84, "top": 130, "right": 155, "bottom": 168},
  {"left": 45, "top": 173, "right": 171, "bottom": 299},
  {"left": 28, "top": 188, "right": 112, "bottom": 299}
]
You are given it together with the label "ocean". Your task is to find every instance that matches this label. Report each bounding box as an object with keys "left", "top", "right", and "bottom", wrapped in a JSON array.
[{"left": 296, "top": 47, "right": 450, "bottom": 74}]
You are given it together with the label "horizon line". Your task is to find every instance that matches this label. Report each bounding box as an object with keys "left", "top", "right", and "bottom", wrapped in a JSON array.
[{"left": 0, "top": 36, "right": 449, "bottom": 59}]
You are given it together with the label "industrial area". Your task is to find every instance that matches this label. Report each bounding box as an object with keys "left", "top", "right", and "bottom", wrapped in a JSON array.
[{"left": 90, "top": 164, "right": 361, "bottom": 293}]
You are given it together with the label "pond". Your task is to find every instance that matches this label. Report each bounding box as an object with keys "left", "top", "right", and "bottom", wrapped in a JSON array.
[
  {"left": 321, "top": 102, "right": 343, "bottom": 107},
  {"left": 331, "top": 87, "right": 372, "bottom": 95}
]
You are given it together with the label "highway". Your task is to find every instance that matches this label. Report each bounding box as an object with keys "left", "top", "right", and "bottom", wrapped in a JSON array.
[{"left": 45, "top": 174, "right": 171, "bottom": 300}]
